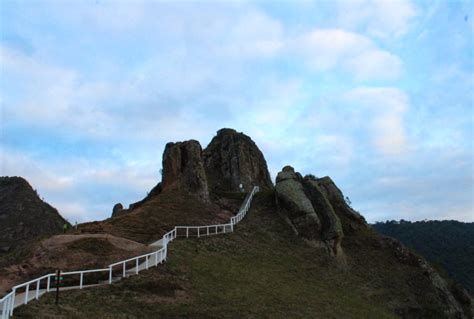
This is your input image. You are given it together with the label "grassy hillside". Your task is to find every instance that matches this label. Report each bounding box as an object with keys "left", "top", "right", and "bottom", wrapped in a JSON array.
[
  {"left": 78, "top": 191, "right": 243, "bottom": 245},
  {"left": 373, "top": 220, "right": 474, "bottom": 294},
  {"left": 11, "top": 191, "right": 466, "bottom": 318}
]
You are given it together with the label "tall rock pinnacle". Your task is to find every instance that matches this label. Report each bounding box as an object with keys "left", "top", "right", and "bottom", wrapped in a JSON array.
[
  {"left": 161, "top": 140, "right": 209, "bottom": 202},
  {"left": 203, "top": 128, "right": 273, "bottom": 192}
]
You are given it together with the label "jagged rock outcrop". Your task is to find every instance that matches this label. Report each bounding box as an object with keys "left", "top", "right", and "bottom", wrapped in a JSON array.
[
  {"left": 111, "top": 203, "right": 125, "bottom": 218},
  {"left": 204, "top": 128, "right": 273, "bottom": 193},
  {"left": 126, "top": 129, "right": 272, "bottom": 207},
  {"left": 275, "top": 166, "right": 345, "bottom": 257},
  {"left": 0, "top": 176, "right": 69, "bottom": 253},
  {"left": 162, "top": 140, "right": 209, "bottom": 202},
  {"left": 275, "top": 166, "right": 321, "bottom": 239},
  {"left": 302, "top": 176, "right": 344, "bottom": 256},
  {"left": 315, "top": 176, "right": 366, "bottom": 234}
]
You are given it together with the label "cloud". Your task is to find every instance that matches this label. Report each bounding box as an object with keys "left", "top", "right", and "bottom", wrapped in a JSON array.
[
  {"left": 337, "top": 0, "right": 417, "bottom": 39},
  {"left": 292, "top": 29, "right": 402, "bottom": 80},
  {"left": 0, "top": 146, "right": 159, "bottom": 222},
  {"left": 1, "top": 0, "right": 472, "bottom": 225},
  {"left": 345, "top": 49, "right": 402, "bottom": 81},
  {"left": 220, "top": 10, "right": 284, "bottom": 58},
  {"left": 343, "top": 87, "right": 409, "bottom": 155},
  {"left": 356, "top": 161, "right": 474, "bottom": 222}
]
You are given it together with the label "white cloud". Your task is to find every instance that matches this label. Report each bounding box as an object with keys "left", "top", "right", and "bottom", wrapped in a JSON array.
[
  {"left": 0, "top": 147, "right": 75, "bottom": 193},
  {"left": 292, "top": 29, "right": 402, "bottom": 80},
  {"left": 222, "top": 10, "right": 284, "bottom": 58},
  {"left": 345, "top": 49, "right": 402, "bottom": 81},
  {"left": 337, "top": 0, "right": 417, "bottom": 39},
  {"left": 0, "top": 146, "right": 159, "bottom": 222},
  {"left": 315, "top": 134, "right": 354, "bottom": 168},
  {"left": 343, "top": 87, "right": 409, "bottom": 155}
]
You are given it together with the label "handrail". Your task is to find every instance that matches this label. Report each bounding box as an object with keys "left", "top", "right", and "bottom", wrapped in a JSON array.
[{"left": 0, "top": 186, "right": 259, "bottom": 318}]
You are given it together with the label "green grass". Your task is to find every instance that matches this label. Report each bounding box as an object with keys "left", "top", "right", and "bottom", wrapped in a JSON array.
[{"left": 12, "top": 191, "right": 449, "bottom": 318}]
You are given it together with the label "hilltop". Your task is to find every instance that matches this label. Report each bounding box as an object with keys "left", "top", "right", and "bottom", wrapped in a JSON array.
[
  {"left": 2, "top": 129, "right": 473, "bottom": 318},
  {"left": 0, "top": 176, "right": 69, "bottom": 254},
  {"left": 12, "top": 191, "right": 473, "bottom": 318}
]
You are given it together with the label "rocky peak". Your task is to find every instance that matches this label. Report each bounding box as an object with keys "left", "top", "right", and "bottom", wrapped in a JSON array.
[
  {"left": 315, "top": 176, "right": 366, "bottom": 233},
  {"left": 161, "top": 140, "right": 209, "bottom": 202},
  {"left": 275, "top": 167, "right": 345, "bottom": 257},
  {"left": 274, "top": 166, "right": 322, "bottom": 242},
  {"left": 0, "top": 176, "right": 69, "bottom": 253},
  {"left": 203, "top": 128, "right": 273, "bottom": 193},
  {"left": 111, "top": 203, "right": 124, "bottom": 218}
]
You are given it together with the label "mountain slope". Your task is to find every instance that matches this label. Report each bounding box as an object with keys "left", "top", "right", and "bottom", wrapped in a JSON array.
[
  {"left": 0, "top": 176, "right": 69, "bottom": 254},
  {"left": 13, "top": 191, "right": 472, "bottom": 318},
  {"left": 373, "top": 220, "right": 474, "bottom": 294},
  {"left": 79, "top": 191, "right": 242, "bottom": 245}
]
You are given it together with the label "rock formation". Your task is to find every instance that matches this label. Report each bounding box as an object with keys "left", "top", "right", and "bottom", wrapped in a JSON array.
[
  {"left": 162, "top": 140, "right": 209, "bottom": 202},
  {"left": 274, "top": 166, "right": 321, "bottom": 239},
  {"left": 126, "top": 129, "right": 272, "bottom": 208},
  {"left": 315, "top": 176, "right": 366, "bottom": 234},
  {"left": 204, "top": 128, "right": 273, "bottom": 193},
  {"left": 275, "top": 166, "right": 345, "bottom": 256},
  {"left": 302, "top": 175, "right": 344, "bottom": 255},
  {"left": 111, "top": 203, "right": 125, "bottom": 218},
  {"left": 0, "top": 176, "right": 69, "bottom": 253}
]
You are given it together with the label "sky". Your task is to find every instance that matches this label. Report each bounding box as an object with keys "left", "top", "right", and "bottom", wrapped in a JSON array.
[{"left": 0, "top": 0, "right": 472, "bottom": 223}]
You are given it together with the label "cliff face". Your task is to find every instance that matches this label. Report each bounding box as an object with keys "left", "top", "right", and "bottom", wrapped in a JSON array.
[
  {"left": 126, "top": 128, "right": 273, "bottom": 210},
  {"left": 203, "top": 128, "right": 273, "bottom": 193},
  {"left": 161, "top": 140, "right": 209, "bottom": 202},
  {"left": 0, "top": 176, "right": 69, "bottom": 253},
  {"left": 315, "top": 176, "right": 366, "bottom": 234}
]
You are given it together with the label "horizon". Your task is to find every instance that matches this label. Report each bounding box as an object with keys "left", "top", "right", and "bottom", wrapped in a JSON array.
[{"left": 1, "top": 1, "right": 473, "bottom": 223}]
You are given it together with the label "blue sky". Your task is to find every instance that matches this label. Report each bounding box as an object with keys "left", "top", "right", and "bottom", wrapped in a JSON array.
[{"left": 0, "top": 0, "right": 472, "bottom": 223}]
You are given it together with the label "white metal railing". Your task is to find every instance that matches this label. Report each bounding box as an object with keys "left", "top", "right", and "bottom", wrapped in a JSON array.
[{"left": 0, "top": 186, "right": 259, "bottom": 318}]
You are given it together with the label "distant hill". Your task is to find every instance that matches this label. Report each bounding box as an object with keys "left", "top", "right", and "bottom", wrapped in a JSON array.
[
  {"left": 0, "top": 176, "right": 70, "bottom": 254},
  {"left": 372, "top": 220, "right": 474, "bottom": 294}
]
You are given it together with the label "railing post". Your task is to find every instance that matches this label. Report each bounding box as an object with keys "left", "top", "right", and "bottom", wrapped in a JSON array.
[
  {"left": 207, "top": 226, "right": 209, "bottom": 236},
  {"left": 123, "top": 262, "right": 126, "bottom": 278},
  {"left": 136, "top": 258, "right": 139, "bottom": 274},
  {"left": 80, "top": 272, "right": 84, "bottom": 289},
  {"left": 155, "top": 252, "right": 158, "bottom": 266},
  {"left": 146, "top": 255, "right": 149, "bottom": 270},
  {"left": 35, "top": 279, "right": 40, "bottom": 300},
  {"left": 2, "top": 296, "right": 7, "bottom": 319},
  {"left": 10, "top": 289, "right": 15, "bottom": 316},
  {"left": 6, "top": 295, "right": 10, "bottom": 319},
  {"left": 198, "top": 228, "right": 200, "bottom": 238},
  {"left": 47, "top": 274, "right": 51, "bottom": 292},
  {"left": 186, "top": 227, "right": 189, "bottom": 238},
  {"left": 24, "top": 284, "right": 29, "bottom": 304},
  {"left": 109, "top": 266, "right": 113, "bottom": 284}
]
